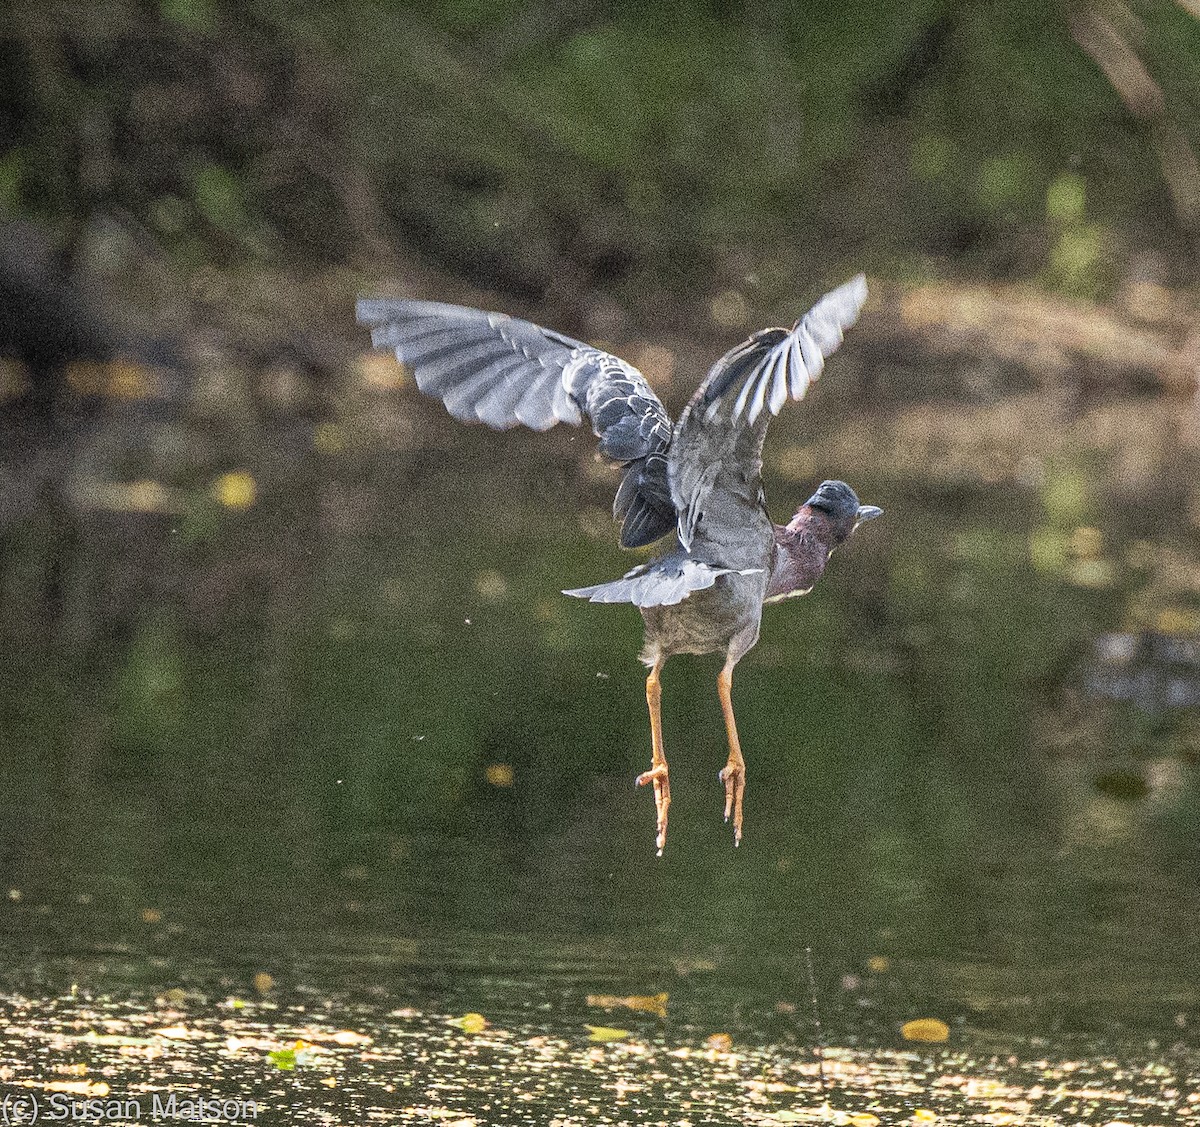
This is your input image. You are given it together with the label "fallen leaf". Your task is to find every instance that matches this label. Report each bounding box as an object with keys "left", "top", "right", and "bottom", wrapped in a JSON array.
[
  {"left": 586, "top": 992, "right": 668, "bottom": 1018},
  {"left": 585, "top": 1025, "right": 631, "bottom": 1043},
  {"left": 267, "top": 1039, "right": 317, "bottom": 1071},
  {"left": 901, "top": 1018, "right": 950, "bottom": 1043},
  {"left": 705, "top": 1032, "right": 733, "bottom": 1052},
  {"left": 214, "top": 470, "right": 257, "bottom": 510},
  {"left": 454, "top": 1013, "right": 489, "bottom": 1034},
  {"left": 484, "top": 764, "right": 514, "bottom": 787}
]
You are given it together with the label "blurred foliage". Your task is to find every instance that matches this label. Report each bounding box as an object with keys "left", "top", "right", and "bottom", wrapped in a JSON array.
[{"left": 2, "top": 0, "right": 1198, "bottom": 309}]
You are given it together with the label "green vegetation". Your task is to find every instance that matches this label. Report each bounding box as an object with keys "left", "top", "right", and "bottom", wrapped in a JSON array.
[{"left": 3, "top": 1, "right": 1198, "bottom": 303}]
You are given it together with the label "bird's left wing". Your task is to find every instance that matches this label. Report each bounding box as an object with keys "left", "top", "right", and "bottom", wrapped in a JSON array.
[
  {"left": 356, "top": 298, "right": 675, "bottom": 547},
  {"left": 667, "top": 276, "right": 867, "bottom": 549}
]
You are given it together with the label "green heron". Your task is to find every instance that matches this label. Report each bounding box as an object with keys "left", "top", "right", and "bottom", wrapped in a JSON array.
[{"left": 358, "top": 276, "right": 880, "bottom": 855}]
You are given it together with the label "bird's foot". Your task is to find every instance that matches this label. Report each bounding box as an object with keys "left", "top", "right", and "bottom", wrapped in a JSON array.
[
  {"left": 635, "top": 764, "right": 670, "bottom": 857},
  {"left": 718, "top": 760, "right": 745, "bottom": 847}
]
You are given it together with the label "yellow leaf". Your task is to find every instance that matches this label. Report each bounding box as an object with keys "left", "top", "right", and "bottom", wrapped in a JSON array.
[
  {"left": 585, "top": 992, "right": 668, "bottom": 1018},
  {"left": 485, "top": 764, "right": 515, "bottom": 788},
  {"left": 912, "top": 1112, "right": 938, "bottom": 1124},
  {"left": 214, "top": 470, "right": 257, "bottom": 510},
  {"left": 901, "top": 1017, "right": 950, "bottom": 1043},
  {"left": 254, "top": 972, "right": 275, "bottom": 995},
  {"left": 705, "top": 1032, "right": 733, "bottom": 1051},
  {"left": 850, "top": 1115, "right": 881, "bottom": 1126},
  {"left": 866, "top": 955, "right": 890, "bottom": 974},
  {"left": 455, "top": 1012, "right": 489, "bottom": 1034},
  {"left": 585, "top": 1025, "right": 630, "bottom": 1042}
]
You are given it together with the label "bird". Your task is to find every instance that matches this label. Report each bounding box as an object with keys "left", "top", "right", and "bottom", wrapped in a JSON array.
[{"left": 357, "top": 276, "right": 881, "bottom": 855}]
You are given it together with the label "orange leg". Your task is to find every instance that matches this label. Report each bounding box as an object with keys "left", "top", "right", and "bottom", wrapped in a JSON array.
[
  {"left": 716, "top": 660, "right": 746, "bottom": 847},
  {"left": 635, "top": 659, "right": 670, "bottom": 856}
]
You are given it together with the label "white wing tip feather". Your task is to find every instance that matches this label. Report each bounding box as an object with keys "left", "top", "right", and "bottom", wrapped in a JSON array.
[{"left": 730, "top": 273, "right": 870, "bottom": 427}]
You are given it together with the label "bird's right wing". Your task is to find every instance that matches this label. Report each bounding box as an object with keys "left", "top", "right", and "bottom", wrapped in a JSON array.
[
  {"left": 667, "top": 276, "right": 868, "bottom": 549},
  {"left": 357, "top": 298, "right": 676, "bottom": 548}
]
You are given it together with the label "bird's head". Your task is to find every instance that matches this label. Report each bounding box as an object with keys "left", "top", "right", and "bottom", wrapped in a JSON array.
[{"left": 797, "top": 480, "right": 883, "bottom": 544}]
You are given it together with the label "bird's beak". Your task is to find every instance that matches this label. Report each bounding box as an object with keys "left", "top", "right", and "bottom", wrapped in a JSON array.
[{"left": 855, "top": 504, "right": 883, "bottom": 528}]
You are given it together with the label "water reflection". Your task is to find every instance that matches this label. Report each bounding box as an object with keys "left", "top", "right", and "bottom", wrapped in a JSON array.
[{"left": 2, "top": 355, "right": 1200, "bottom": 1048}]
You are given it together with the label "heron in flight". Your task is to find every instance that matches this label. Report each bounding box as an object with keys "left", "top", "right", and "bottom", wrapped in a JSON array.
[{"left": 358, "top": 276, "right": 881, "bottom": 855}]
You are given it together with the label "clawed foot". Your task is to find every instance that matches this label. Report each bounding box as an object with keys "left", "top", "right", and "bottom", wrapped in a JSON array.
[
  {"left": 635, "top": 764, "right": 670, "bottom": 856},
  {"left": 718, "top": 760, "right": 745, "bottom": 847}
]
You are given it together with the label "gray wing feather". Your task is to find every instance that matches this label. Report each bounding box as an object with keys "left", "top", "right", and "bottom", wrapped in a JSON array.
[
  {"left": 668, "top": 276, "right": 867, "bottom": 549},
  {"left": 357, "top": 298, "right": 676, "bottom": 547},
  {"left": 563, "top": 556, "right": 763, "bottom": 608}
]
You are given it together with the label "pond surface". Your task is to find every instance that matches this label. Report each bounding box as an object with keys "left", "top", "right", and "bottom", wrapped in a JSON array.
[{"left": 2, "top": 353, "right": 1200, "bottom": 1124}]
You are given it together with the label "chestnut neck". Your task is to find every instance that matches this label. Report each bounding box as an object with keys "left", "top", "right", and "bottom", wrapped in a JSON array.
[{"left": 765, "top": 505, "right": 843, "bottom": 602}]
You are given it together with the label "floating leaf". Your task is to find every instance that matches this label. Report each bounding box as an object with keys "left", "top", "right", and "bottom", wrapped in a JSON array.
[
  {"left": 268, "top": 1039, "right": 317, "bottom": 1070},
  {"left": 214, "top": 470, "right": 258, "bottom": 511},
  {"left": 705, "top": 1032, "right": 733, "bottom": 1051},
  {"left": 455, "top": 1012, "right": 489, "bottom": 1034},
  {"left": 585, "top": 992, "right": 667, "bottom": 1018},
  {"left": 901, "top": 1017, "right": 950, "bottom": 1043},
  {"left": 484, "top": 764, "right": 515, "bottom": 787},
  {"left": 585, "top": 1024, "right": 630, "bottom": 1042}
]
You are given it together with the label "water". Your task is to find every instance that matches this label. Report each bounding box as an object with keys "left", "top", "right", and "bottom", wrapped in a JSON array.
[{"left": 2, "top": 360, "right": 1199, "bottom": 1123}]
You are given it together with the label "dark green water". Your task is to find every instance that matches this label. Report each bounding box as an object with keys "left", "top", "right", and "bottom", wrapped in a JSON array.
[{"left": 2, "top": 382, "right": 1200, "bottom": 1122}]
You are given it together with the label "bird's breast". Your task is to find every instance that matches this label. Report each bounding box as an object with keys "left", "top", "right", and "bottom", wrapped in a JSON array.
[
  {"left": 765, "top": 527, "right": 830, "bottom": 602},
  {"left": 640, "top": 568, "right": 768, "bottom": 659}
]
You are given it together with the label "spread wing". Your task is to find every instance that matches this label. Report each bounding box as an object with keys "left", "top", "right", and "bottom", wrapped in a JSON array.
[
  {"left": 667, "top": 276, "right": 868, "bottom": 549},
  {"left": 356, "top": 298, "right": 676, "bottom": 548}
]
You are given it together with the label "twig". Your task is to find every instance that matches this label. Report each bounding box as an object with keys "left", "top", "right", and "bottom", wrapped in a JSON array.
[{"left": 804, "top": 945, "right": 828, "bottom": 1099}]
